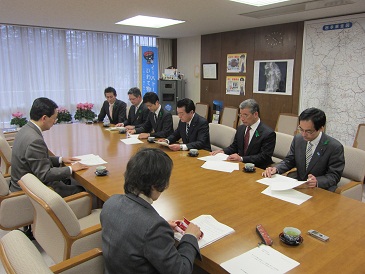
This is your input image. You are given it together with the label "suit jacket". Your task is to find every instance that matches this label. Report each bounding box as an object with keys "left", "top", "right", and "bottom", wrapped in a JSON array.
[
  {"left": 10, "top": 122, "right": 71, "bottom": 192},
  {"left": 167, "top": 114, "right": 211, "bottom": 151},
  {"left": 223, "top": 122, "right": 276, "bottom": 169},
  {"left": 123, "top": 103, "right": 149, "bottom": 127},
  {"left": 98, "top": 99, "right": 127, "bottom": 124},
  {"left": 135, "top": 108, "right": 174, "bottom": 138},
  {"left": 100, "top": 194, "right": 201, "bottom": 274},
  {"left": 276, "top": 133, "right": 345, "bottom": 192}
]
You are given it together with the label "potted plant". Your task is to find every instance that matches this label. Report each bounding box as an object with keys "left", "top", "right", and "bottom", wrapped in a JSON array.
[
  {"left": 10, "top": 112, "right": 28, "bottom": 128},
  {"left": 57, "top": 107, "right": 72, "bottom": 123},
  {"left": 74, "top": 102, "right": 97, "bottom": 122}
]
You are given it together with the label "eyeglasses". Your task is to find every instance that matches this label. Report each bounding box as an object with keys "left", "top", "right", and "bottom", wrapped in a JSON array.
[
  {"left": 238, "top": 113, "right": 251, "bottom": 118},
  {"left": 297, "top": 126, "right": 316, "bottom": 135}
]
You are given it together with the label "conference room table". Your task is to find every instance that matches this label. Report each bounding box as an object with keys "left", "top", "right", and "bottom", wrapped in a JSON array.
[{"left": 44, "top": 122, "right": 365, "bottom": 273}]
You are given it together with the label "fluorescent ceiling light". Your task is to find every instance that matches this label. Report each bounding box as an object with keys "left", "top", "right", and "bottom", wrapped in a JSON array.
[
  {"left": 116, "top": 15, "right": 184, "bottom": 28},
  {"left": 230, "top": 0, "right": 290, "bottom": 6}
]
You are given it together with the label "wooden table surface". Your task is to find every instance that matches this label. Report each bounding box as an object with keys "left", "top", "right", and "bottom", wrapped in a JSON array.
[{"left": 44, "top": 123, "right": 365, "bottom": 273}]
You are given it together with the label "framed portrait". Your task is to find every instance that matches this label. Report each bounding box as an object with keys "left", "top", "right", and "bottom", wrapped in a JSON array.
[
  {"left": 202, "top": 63, "right": 218, "bottom": 80},
  {"left": 253, "top": 59, "right": 294, "bottom": 95}
]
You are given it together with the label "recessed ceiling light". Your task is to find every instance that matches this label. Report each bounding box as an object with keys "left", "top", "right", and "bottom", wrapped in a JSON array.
[
  {"left": 230, "top": 0, "right": 290, "bottom": 7},
  {"left": 116, "top": 15, "right": 184, "bottom": 28}
]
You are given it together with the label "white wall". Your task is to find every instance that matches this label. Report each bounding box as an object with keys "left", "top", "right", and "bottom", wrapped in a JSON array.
[{"left": 177, "top": 36, "right": 201, "bottom": 103}]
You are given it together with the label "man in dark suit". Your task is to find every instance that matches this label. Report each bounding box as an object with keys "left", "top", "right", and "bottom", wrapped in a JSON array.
[
  {"left": 116, "top": 87, "right": 149, "bottom": 128},
  {"left": 100, "top": 148, "right": 202, "bottom": 273},
  {"left": 127, "top": 92, "right": 173, "bottom": 139},
  {"left": 211, "top": 99, "right": 276, "bottom": 169},
  {"left": 97, "top": 87, "right": 127, "bottom": 124},
  {"left": 263, "top": 108, "right": 345, "bottom": 192},
  {"left": 10, "top": 97, "right": 88, "bottom": 197},
  {"left": 163, "top": 98, "right": 211, "bottom": 151}
]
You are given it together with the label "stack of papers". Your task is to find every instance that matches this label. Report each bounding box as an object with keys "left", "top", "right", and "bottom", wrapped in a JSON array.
[
  {"left": 198, "top": 153, "right": 229, "bottom": 162},
  {"left": 73, "top": 154, "right": 107, "bottom": 166},
  {"left": 221, "top": 245, "right": 300, "bottom": 273},
  {"left": 257, "top": 175, "right": 312, "bottom": 205},
  {"left": 121, "top": 136, "right": 143, "bottom": 145},
  {"left": 201, "top": 161, "right": 239, "bottom": 173},
  {"left": 174, "top": 215, "right": 235, "bottom": 248}
]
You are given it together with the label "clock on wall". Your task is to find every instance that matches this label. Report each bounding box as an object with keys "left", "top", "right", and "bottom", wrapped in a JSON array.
[{"left": 265, "top": 31, "right": 283, "bottom": 47}]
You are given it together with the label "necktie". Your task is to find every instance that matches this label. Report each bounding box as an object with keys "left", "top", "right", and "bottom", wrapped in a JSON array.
[
  {"left": 154, "top": 113, "right": 157, "bottom": 123},
  {"left": 109, "top": 104, "right": 113, "bottom": 119},
  {"left": 243, "top": 126, "right": 251, "bottom": 156},
  {"left": 306, "top": 142, "right": 313, "bottom": 169},
  {"left": 135, "top": 106, "right": 138, "bottom": 114},
  {"left": 186, "top": 123, "right": 190, "bottom": 139}
]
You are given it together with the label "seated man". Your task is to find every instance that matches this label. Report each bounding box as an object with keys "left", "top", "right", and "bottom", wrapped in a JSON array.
[
  {"left": 127, "top": 92, "right": 173, "bottom": 139},
  {"left": 211, "top": 99, "right": 276, "bottom": 169},
  {"left": 10, "top": 97, "right": 88, "bottom": 197},
  {"left": 263, "top": 107, "right": 345, "bottom": 192},
  {"left": 97, "top": 87, "right": 127, "bottom": 124},
  {"left": 161, "top": 98, "right": 211, "bottom": 151},
  {"left": 116, "top": 87, "right": 149, "bottom": 128}
]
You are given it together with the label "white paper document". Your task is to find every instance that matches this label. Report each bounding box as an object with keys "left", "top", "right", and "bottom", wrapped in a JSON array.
[
  {"left": 201, "top": 161, "right": 239, "bottom": 173},
  {"left": 174, "top": 215, "right": 235, "bottom": 249},
  {"left": 121, "top": 138, "right": 143, "bottom": 145},
  {"left": 73, "top": 154, "right": 107, "bottom": 166},
  {"left": 198, "top": 153, "right": 229, "bottom": 162},
  {"left": 262, "top": 187, "right": 312, "bottom": 205},
  {"left": 105, "top": 126, "right": 125, "bottom": 131},
  {"left": 221, "top": 245, "right": 300, "bottom": 274},
  {"left": 154, "top": 141, "right": 169, "bottom": 147},
  {"left": 257, "top": 174, "right": 306, "bottom": 190}
]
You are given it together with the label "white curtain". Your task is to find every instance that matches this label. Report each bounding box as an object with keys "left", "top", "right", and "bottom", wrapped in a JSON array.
[
  {"left": 0, "top": 25, "right": 156, "bottom": 127},
  {"left": 157, "top": 38, "right": 172, "bottom": 77}
]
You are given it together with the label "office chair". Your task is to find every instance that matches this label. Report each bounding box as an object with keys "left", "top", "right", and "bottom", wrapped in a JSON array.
[
  {"left": 353, "top": 124, "right": 365, "bottom": 151},
  {"left": 195, "top": 102, "right": 209, "bottom": 120},
  {"left": 0, "top": 134, "right": 12, "bottom": 174},
  {"left": 0, "top": 173, "right": 33, "bottom": 230},
  {"left": 209, "top": 123, "right": 236, "bottom": 151},
  {"left": 335, "top": 145, "right": 365, "bottom": 201},
  {"left": 0, "top": 230, "right": 104, "bottom": 274},
  {"left": 271, "top": 132, "right": 293, "bottom": 165},
  {"left": 275, "top": 113, "right": 298, "bottom": 136},
  {"left": 18, "top": 173, "right": 102, "bottom": 263},
  {"left": 220, "top": 106, "right": 239, "bottom": 129},
  {"left": 172, "top": 115, "right": 180, "bottom": 131}
]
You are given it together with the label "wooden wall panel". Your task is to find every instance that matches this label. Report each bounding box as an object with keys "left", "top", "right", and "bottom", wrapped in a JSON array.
[{"left": 200, "top": 22, "right": 304, "bottom": 130}]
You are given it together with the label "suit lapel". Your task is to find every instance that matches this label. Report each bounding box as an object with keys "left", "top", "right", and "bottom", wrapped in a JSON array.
[{"left": 246, "top": 124, "right": 261, "bottom": 155}]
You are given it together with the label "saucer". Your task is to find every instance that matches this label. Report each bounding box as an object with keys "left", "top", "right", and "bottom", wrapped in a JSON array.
[
  {"left": 147, "top": 140, "right": 155, "bottom": 143},
  {"left": 279, "top": 232, "right": 303, "bottom": 246},
  {"left": 243, "top": 167, "right": 256, "bottom": 173},
  {"left": 95, "top": 170, "right": 108, "bottom": 176},
  {"left": 188, "top": 152, "right": 199, "bottom": 157}
]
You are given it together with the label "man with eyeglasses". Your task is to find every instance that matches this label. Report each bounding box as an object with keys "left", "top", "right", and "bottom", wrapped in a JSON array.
[
  {"left": 263, "top": 108, "right": 345, "bottom": 192},
  {"left": 211, "top": 99, "right": 276, "bottom": 169},
  {"left": 10, "top": 97, "right": 88, "bottom": 198},
  {"left": 116, "top": 87, "right": 149, "bottom": 128}
]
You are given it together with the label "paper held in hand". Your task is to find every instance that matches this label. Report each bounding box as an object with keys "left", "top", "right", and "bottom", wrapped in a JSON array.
[
  {"left": 155, "top": 141, "right": 170, "bottom": 147},
  {"left": 174, "top": 215, "right": 234, "bottom": 248}
]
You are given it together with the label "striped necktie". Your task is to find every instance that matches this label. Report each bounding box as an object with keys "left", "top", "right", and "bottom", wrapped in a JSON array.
[
  {"left": 243, "top": 126, "right": 251, "bottom": 156},
  {"left": 186, "top": 123, "right": 190, "bottom": 139},
  {"left": 305, "top": 141, "right": 313, "bottom": 169}
]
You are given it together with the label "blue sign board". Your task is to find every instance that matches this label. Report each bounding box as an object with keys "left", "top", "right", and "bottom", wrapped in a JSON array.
[
  {"left": 322, "top": 22, "right": 352, "bottom": 31},
  {"left": 141, "top": 46, "right": 158, "bottom": 96}
]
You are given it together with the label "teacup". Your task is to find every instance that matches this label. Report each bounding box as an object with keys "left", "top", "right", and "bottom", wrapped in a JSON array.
[
  {"left": 96, "top": 166, "right": 107, "bottom": 174},
  {"left": 244, "top": 163, "right": 255, "bottom": 172},
  {"left": 283, "top": 227, "right": 301, "bottom": 242},
  {"left": 189, "top": 149, "right": 199, "bottom": 156},
  {"left": 148, "top": 136, "right": 155, "bottom": 142},
  {"left": 119, "top": 128, "right": 126, "bottom": 134}
]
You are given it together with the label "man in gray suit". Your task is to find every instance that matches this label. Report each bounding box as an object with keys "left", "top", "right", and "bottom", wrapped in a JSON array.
[
  {"left": 10, "top": 97, "right": 88, "bottom": 197},
  {"left": 263, "top": 108, "right": 345, "bottom": 192},
  {"left": 101, "top": 148, "right": 202, "bottom": 273}
]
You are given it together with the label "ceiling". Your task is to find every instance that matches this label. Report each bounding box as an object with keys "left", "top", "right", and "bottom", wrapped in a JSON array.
[{"left": 1, "top": 0, "right": 364, "bottom": 38}]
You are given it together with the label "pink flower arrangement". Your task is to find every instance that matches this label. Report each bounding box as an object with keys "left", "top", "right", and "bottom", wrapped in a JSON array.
[
  {"left": 57, "top": 107, "right": 72, "bottom": 123},
  {"left": 10, "top": 112, "right": 27, "bottom": 127},
  {"left": 74, "top": 102, "right": 96, "bottom": 121}
]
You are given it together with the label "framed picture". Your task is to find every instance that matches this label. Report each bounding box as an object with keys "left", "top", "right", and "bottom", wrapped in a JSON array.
[
  {"left": 253, "top": 59, "right": 294, "bottom": 95},
  {"left": 227, "top": 53, "right": 246, "bottom": 73},
  {"left": 202, "top": 63, "right": 218, "bottom": 80}
]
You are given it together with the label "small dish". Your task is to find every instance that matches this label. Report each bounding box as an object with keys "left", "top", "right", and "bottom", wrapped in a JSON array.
[
  {"left": 279, "top": 232, "right": 303, "bottom": 246},
  {"left": 188, "top": 152, "right": 199, "bottom": 157},
  {"left": 243, "top": 167, "right": 256, "bottom": 173},
  {"left": 95, "top": 170, "right": 108, "bottom": 176},
  {"left": 147, "top": 140, "right": 155, "bottom": 143}
]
